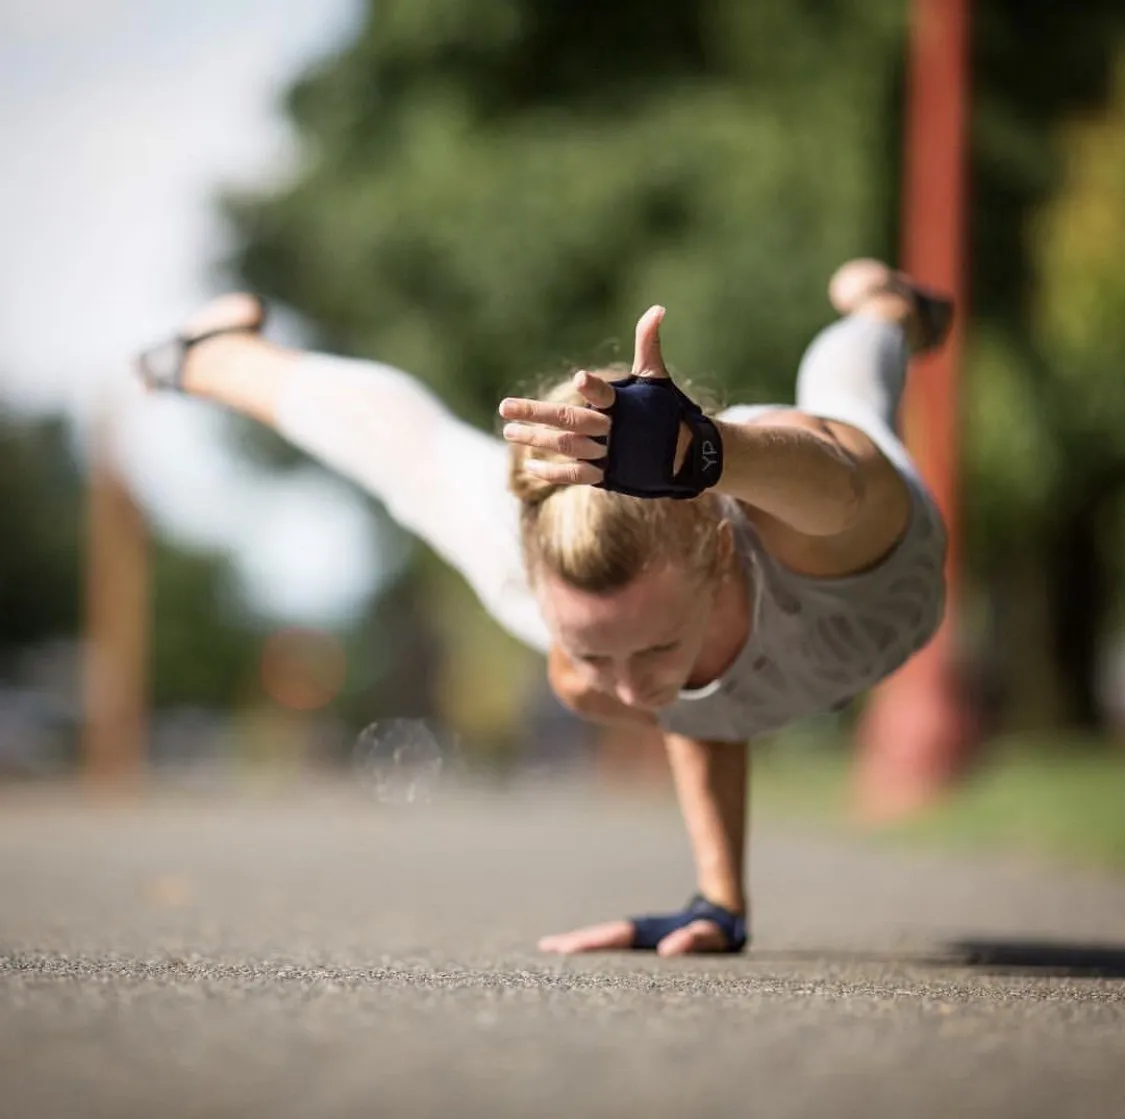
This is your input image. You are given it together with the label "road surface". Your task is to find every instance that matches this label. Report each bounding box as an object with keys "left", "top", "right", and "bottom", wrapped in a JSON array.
[{"left": 2, "top": 779, "right": 1123, "bottom": 1118}]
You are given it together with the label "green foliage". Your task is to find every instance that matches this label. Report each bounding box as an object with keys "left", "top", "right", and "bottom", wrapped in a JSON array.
[
  {"left": 0, "top": 410, "right": 266, "bottom": 712},
  {"left": 225, "top": 0, "right": 906, "bottom": 427},
  {"left": 959, "top": 3, "right": 1125, "bottom": 539},
  {"left": 961, "top": 327, "right": 1059, "bottom": 551},
  {"left": 1033, "top": 48, "right": 1125, "bottom": 473},
  {"left": 148, "top": 542, "right": 264, "bottom": 708},
  {"left": 217, "top": 0, "right": 1125, "bottom": 733},
  {"left": 0, "top": 413, "right": 82, "bottom": 654},
  {"left": 755, "top": 730, "right": 1125, "bottom": 872},
  {"left": 217, "top": 0, "right": 918, "bottom": 740}
]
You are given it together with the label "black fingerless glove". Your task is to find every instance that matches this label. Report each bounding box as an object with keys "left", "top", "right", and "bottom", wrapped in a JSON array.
[
  {"left": 594, "top": 376, "right": 723, "bottom": 500},
  {"left": 630, "top": 893, "right": 749, "bottom": 953}
]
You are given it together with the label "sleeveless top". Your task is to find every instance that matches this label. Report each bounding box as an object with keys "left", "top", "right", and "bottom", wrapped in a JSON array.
[{"left": 656, "top": 410, "right": 948, "bottom": 744}]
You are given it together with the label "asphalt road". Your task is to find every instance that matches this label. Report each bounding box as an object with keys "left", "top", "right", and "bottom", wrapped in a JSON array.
[{"left": 2, "top": 778, "right": 1124, "bottom": 1119}]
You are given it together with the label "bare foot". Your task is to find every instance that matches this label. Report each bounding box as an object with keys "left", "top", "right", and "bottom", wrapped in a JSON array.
[
  {"left": 828, "top": 258, "right": 897, "bottom": 315},
  {"left": 137, "top": 293, "right": 265, "bottom": 392},
  {"left": 538, "top": 917, "right": 731, "bottom": 956},
  {"left": 828, "top": 258, "right": 953, "bottom": 354}
]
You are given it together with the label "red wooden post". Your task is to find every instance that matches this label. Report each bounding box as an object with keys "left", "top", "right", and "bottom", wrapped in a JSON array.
[
  {"left": 82, "top": 403, "right": 149, "bottom": 789},
  {"left": 853, "top": 0, "right": 977, "bottom": 820}
]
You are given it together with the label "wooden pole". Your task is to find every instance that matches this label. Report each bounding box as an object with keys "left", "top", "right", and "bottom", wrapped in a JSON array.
[
  {"left": 854, "top": 0, "right": 977, "bottom": 820},
  {"left": 82, "top": 402, "right": 149, "bottom": 788}
]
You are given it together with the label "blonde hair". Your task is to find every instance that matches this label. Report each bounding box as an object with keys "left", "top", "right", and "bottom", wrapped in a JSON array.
[{"left": 508, "top": 367, "right": 729, "bottom": 594}]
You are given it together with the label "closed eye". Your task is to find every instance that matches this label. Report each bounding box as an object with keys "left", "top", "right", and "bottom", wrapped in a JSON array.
[{"left": 574, "top": 642, "right": 679, "bottom": 665}]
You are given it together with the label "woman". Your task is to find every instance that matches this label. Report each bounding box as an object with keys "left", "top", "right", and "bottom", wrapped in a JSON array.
[{"left": 138, "top": 258, "right": 950, "bottom": 956}]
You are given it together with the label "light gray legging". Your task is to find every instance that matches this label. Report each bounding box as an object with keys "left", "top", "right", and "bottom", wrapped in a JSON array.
[{"left": 274, "top": 314, "right": 914, "bottom": 656}]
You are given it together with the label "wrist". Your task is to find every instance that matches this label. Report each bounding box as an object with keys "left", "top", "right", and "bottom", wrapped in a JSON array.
[{"left": 696, "top": 877, "right": 747, "bottom": 916}]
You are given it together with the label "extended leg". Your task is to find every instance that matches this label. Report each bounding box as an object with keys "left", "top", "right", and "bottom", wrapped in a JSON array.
[
  {"left": 795, "top": 258, "right": 953, "bottom": 437},
  {"left": 150, "top": 295, "right": 550, "bottom": 653},
  {"left": 777, "top": 259, "right": 954, "bottom": 494}
]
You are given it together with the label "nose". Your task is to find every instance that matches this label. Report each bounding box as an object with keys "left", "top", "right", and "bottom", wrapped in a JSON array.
[{"left": 613, "top": 668, "right": 655, "bottom": 709}]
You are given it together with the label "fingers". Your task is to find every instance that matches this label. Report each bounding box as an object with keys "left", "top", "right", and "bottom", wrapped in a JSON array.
[
  {"left": 538, "top": 920, "right": 637, "bottom": 955},
  {"left": 574, "top": 369, "right": 616, "bottom": 408},
  {"left": 656, "top": 920, "right": 731, "bottom": 957},
  {"left": 522, "top": 458, "right": 605, "bottom": 486},
  {"left": 632, "top": 304, "right": 669, "bottom": 379},
  {"left": 538, "top": 918, "right": 735, "bottom": 956},
  {"left": 501, "top": 421, "right": 607, "bottom": 462},
  {"left": 499, "top": 381, "right": 610, "bottom": 487},
  {"left": 498, "top": 396, "right": 611, "bottom": 436}
]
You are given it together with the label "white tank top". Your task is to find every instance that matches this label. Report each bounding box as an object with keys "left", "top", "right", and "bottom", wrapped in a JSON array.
[{"left": 657, "top": 411, "right": 947, "bottom": 743}]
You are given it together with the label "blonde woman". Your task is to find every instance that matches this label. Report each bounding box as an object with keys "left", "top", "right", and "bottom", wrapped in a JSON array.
[{"left": 138, "top": 258, "right": 950, "bottom": 956}]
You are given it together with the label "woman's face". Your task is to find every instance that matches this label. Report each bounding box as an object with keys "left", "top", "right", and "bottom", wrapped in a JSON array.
[{"left": 536, "top": 561, "right": 721, "bottom": 712}]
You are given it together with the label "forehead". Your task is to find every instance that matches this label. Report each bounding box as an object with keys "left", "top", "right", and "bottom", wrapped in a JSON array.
[{"left": 536, "top": 564, "right": 699, "bottom": 655}]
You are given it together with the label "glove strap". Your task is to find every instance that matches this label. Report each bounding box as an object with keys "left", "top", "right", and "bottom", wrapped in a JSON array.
[{"left": 630, "top": 893, "right": 749, "bottom": 953}]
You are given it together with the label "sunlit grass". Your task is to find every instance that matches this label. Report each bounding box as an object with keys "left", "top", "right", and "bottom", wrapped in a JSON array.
[{"left": 751, "top": 728, "right": 1125, "bottom": 871}]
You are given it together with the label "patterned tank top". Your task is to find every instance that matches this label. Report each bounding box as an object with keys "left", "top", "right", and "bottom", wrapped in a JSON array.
[{"left": 657, "top": 411, "right": 948, "bottom": 744}]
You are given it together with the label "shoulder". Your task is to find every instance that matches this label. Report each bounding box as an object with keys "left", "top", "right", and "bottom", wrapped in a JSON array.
[{"left": 725, "top": 408, "right": 914, "bottom": 578}]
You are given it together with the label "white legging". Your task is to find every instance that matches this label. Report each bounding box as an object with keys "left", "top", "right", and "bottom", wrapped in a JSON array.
[{"left": 274, "top": 314, "right": 915, "bottom": 656}]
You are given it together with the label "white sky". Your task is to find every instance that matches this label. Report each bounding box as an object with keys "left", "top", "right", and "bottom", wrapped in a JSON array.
[{"left": 0, "top": 0, "right": 405, "bottom": 625}]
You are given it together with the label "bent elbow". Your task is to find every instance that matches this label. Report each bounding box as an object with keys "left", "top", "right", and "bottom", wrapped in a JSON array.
[
  {"left": 802, "top": 463, "right": 864, "bottom": 537},
  {"left": 836, "top": 465, "right": 865, "bottom": 532}
]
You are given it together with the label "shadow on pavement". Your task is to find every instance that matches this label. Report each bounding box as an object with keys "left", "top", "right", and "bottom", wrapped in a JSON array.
[
  {"left": 943, "top": 938, "right": 1125, "bottom": 979},
  {"left": 750, "top": 940, "right": 1125, "bottom": 979}
]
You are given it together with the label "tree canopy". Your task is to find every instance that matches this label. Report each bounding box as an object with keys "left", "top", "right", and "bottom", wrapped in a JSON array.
[
  {"left": 217, "top": 0, "right": 1125, "bottom": 731},
  {"left": 8, "top": 1, "right": 1125, "bottom": 742}
]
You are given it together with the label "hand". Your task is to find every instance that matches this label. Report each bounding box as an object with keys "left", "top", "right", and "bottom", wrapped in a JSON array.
[
  {"left": 498, "top": 305, "right": 690, "bottom": 486},
  {"left": 538, "top": 916, "right": 733, "bottom": 957}
]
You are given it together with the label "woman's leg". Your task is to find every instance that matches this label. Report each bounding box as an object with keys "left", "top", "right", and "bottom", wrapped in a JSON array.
[
  {"left": 790, "top": 260, "right": 952, "bottom": 486},
  {"left": 168, "top": 296, "right": 551, "bottom": 654},
  {"left": 794, "top": 313, "right": 909, "bottom": 437}
]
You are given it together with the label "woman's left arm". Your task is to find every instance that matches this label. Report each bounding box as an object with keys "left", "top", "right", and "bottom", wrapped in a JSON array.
[
  {"left": 713, "top": 411, "right": 908, "bottom": 539},
  {"left": 714, "top": 410, "right": 914, "bottom": 577},
  {"left": 497, "top": 304, "right": 911, "bottom": 558}
]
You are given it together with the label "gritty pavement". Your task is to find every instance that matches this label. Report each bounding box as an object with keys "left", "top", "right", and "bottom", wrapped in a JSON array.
[{"left": 1, "top": 777, "right": 1124, "bottom": 1119}]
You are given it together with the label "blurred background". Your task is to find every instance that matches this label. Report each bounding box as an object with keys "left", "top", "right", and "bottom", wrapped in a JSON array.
[{"left": 2, "top": 0, "right": 1124, "bottom": 862}]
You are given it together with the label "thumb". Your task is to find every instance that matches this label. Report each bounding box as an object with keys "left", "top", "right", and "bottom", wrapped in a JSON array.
[{"left": 631, "top": 305, "right": 669, "bottom": 379}]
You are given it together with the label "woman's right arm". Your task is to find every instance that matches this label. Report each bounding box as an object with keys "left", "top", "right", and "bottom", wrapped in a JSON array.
[{"left": 547, "top": 646, "right": 659, "bottom": 729}]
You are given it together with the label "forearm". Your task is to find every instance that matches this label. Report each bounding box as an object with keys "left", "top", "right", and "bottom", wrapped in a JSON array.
[
  {"left": 713, "top": 418, "right": 862, "bottom": 536},
  {"left": 663, "top": 733, "right": 749, "bottom": 914}
]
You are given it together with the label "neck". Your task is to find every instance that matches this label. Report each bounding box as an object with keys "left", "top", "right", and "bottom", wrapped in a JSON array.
[{"left": 685, "top": 558, "right": 753, "bottom": 690}]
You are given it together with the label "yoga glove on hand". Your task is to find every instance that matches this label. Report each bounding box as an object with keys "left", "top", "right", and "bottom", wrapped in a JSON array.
[
  {"left": 499, "top": 305, "right": 724, "bottom": 498},
  {"left": 595, "top": 373, "right": 723, "bottom": 499}
]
